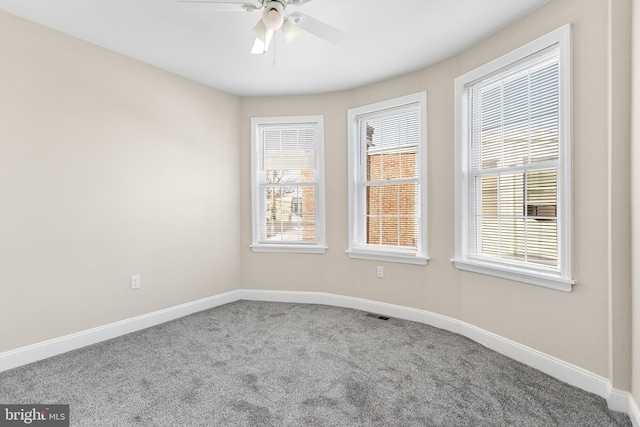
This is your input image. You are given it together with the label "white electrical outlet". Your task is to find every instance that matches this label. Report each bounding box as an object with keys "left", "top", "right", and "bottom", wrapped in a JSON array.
[
  {"left": 131, "top": 275, "right": 141, "bottom": 290},
  {"left": 376, "top": 266, "right": 384, "bottom": 278}
]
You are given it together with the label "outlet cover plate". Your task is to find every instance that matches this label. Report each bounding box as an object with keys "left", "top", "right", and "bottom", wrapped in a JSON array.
[{"left": 131, "top": 275, "right": 141, "bottom": 290}]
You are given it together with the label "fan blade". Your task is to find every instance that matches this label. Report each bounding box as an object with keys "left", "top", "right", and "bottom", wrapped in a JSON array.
[
  {"left": 287, "top": 0, "right": 315, "bottom": 6},
  {"left": 178, "top": 0, "right": 260, "bottom": 12},
  {"left": 288, "top": 12, "right": 344, "bottom": 44},
  {"left": 281, "top": 19, "right": 300, "bottom": 44},
  {"left": 251, "top": 33, "right": 274, "bottom": 54}
]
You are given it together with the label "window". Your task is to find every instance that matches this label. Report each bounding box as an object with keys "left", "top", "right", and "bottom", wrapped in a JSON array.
[
  {"left": 251, "top": 115, "right": 326, "bottom": 253},
  {"left": 453, "top": 25, "right": 573, "bottom": 291},
  {"left": 347, "top": 92, "right": 428, "bottom": 265}
]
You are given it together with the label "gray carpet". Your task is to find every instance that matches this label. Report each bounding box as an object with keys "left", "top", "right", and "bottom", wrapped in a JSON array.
[{"left": 0, "top": 301, "right": 632, "bottom": 426}]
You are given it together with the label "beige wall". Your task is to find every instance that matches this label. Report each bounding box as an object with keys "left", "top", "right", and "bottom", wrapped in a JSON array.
[
  {"left": 0, "top": 11, "right": 241, "bottom": 352},
  {"left": 609, "top": 0, "right": 633, "bottom": 394},
  {"left": 240, "top": 0, "right": 632, "bottom": 383},
  {"left": 632, "top": 0, "right": 640, "bottom": 413}
]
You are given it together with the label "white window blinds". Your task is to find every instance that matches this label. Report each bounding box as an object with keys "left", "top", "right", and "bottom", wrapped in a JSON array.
[
  {"left": 454, "top": 24, "right": 573, "bottom": 292},
  {"left": 466, "top": 47, "right": 561, "bottom": 272},
  {"left": 262, "top": 126, "right": 317, "bottom": 171}
]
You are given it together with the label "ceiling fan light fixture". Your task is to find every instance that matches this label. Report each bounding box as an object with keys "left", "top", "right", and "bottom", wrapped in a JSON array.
[
  {"left": 178, "top": 0, "right": 344, "bottom": 55},
  {"left": 262, "top": 2, "right": 284, "bottom": 30},
  {"left": 281, "top": 19, "right": 299, "bottom": 44},
  {"left": 251, "top": 18, "right": 274, "bottom": 54},
  {"left": 252, "top": 18, "right": 267, "bottom": 41}
]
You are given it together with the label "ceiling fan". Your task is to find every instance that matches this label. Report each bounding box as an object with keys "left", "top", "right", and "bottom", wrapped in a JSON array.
[{"left": 179, "top": 0, "right": 344, "bottom": 55}]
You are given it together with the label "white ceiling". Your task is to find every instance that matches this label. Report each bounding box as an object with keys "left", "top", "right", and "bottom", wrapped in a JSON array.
[{"left": 0, "top": 0, "right": 551, "bottom": 96}]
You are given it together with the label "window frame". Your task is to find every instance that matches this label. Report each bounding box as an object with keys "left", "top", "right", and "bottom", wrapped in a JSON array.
[
  {"left": 453, "top": 24, "right": 573, "bottom": 292},
  {"left": 250, "top": 115, "right": 327, "bottom": 254},
  {"left": 347, "top": 92, "right": 429, "bottom": 265}
]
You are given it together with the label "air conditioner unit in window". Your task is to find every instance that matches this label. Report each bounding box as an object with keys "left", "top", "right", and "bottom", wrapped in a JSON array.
[{"left": 526, "top": 204, "right": 557, "bottom": 220}]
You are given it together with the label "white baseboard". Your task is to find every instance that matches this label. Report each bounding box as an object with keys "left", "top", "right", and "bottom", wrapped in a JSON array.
[
  {"left": 461, "top": 321, "right": 612, "bottom": 398},
  {"left": 0, "top": 288, "right": 635, "bottom": 422},
  {"left": 238, "top": 289, "right": 354, "bottom": 309},
  {"left": 237, "top": 289, "right": 459, "bottom": 333},
  {"left": 607, "top": 388, "right": 631, "bottom": 413},
  {"left": 237, "top": 289, "right": 632, "bottom": 419},
  {"left": 604, "top": 389, "right": 640, "bottom": 427},
  {"left": 629, "top": 395, "right": 640, "bottom": 427},
  {"left": 0, "top": 290, "right": 239, "bottom": 373}
]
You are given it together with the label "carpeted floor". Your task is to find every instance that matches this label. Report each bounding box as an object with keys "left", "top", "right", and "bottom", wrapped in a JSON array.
[{"left": 0, "top": 301, "right": 633, "bottom": 426}]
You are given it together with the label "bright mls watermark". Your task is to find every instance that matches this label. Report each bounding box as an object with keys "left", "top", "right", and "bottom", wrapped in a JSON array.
[{"left": 0, "top": 405, "right": 68, "bottom": 426}]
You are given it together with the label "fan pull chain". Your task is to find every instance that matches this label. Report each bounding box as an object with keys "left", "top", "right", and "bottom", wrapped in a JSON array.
[{"left": 273, "top": 35, "right": 277, "bottom": 66}]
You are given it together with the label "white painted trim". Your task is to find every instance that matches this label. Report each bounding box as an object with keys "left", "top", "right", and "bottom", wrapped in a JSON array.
[
  {"left": 607, "top": 390, "right": 640, "bottom": 427},
  {"left": 452, "top": 258, "right": 574, "bottom": 292},
  {"left": 0, "top": 288, "right": 633, "bottom": 421},
  {"left": 461, "top": 320, "right": 611, "bottom": 398},
  {"left": 250, "top": 244, "right": 328, "bottom": 254},
  {"left": 607, "top": 388, "right": 630, "bottom": 413},
  {"left": 238, "top": 289, "right": 630, "bottom": 417},
  {"left": 238, "top": 289, "right": 354, "bottom": 309},
  {"left": 346, "top": 250, "right": 429, "bottom": 266},
  {"left": 0, "top": 290, "right": 239, "bottom": 373},
  {"left": 629, "top": 395, "right": 640, "bottom": 427}
]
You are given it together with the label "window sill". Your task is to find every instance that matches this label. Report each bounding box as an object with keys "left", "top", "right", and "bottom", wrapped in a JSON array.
[
  {"left": 250, "top": 244, "right": 327, "bottom": 254},
  {"left": 347, "top": 249, "right": 429, "bottom": 265},
  {"left": 451, "top": 257, "right": 574, "bottom": 292}
]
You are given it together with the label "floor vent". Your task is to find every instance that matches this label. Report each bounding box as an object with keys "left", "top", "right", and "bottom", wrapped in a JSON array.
[{"left": 366, "top": 313, "right": 391, "bottom": 321}]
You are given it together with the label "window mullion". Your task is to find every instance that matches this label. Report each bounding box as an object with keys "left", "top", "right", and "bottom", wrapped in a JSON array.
[
  {"left": 396, "top": 183, "right": 400, "bottom": 247},
  {"left": 524, "top": 172, "right": 529, "bottom": 263}
]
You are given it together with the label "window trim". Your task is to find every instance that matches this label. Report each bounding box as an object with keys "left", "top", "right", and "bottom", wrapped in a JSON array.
[
  {"left": 453, "top": 24, "right": 573, "bottom": 292},
  {"left": 347, "top": 92, "right": 429, "bottom": 265},
  {"left": 250, "top": 115, "right": 327, "bottom": 254}
]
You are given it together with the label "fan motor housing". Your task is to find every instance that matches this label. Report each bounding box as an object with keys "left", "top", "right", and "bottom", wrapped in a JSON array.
[{"left": 263, "top": 1, "right": 285, "bottom": 30}]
